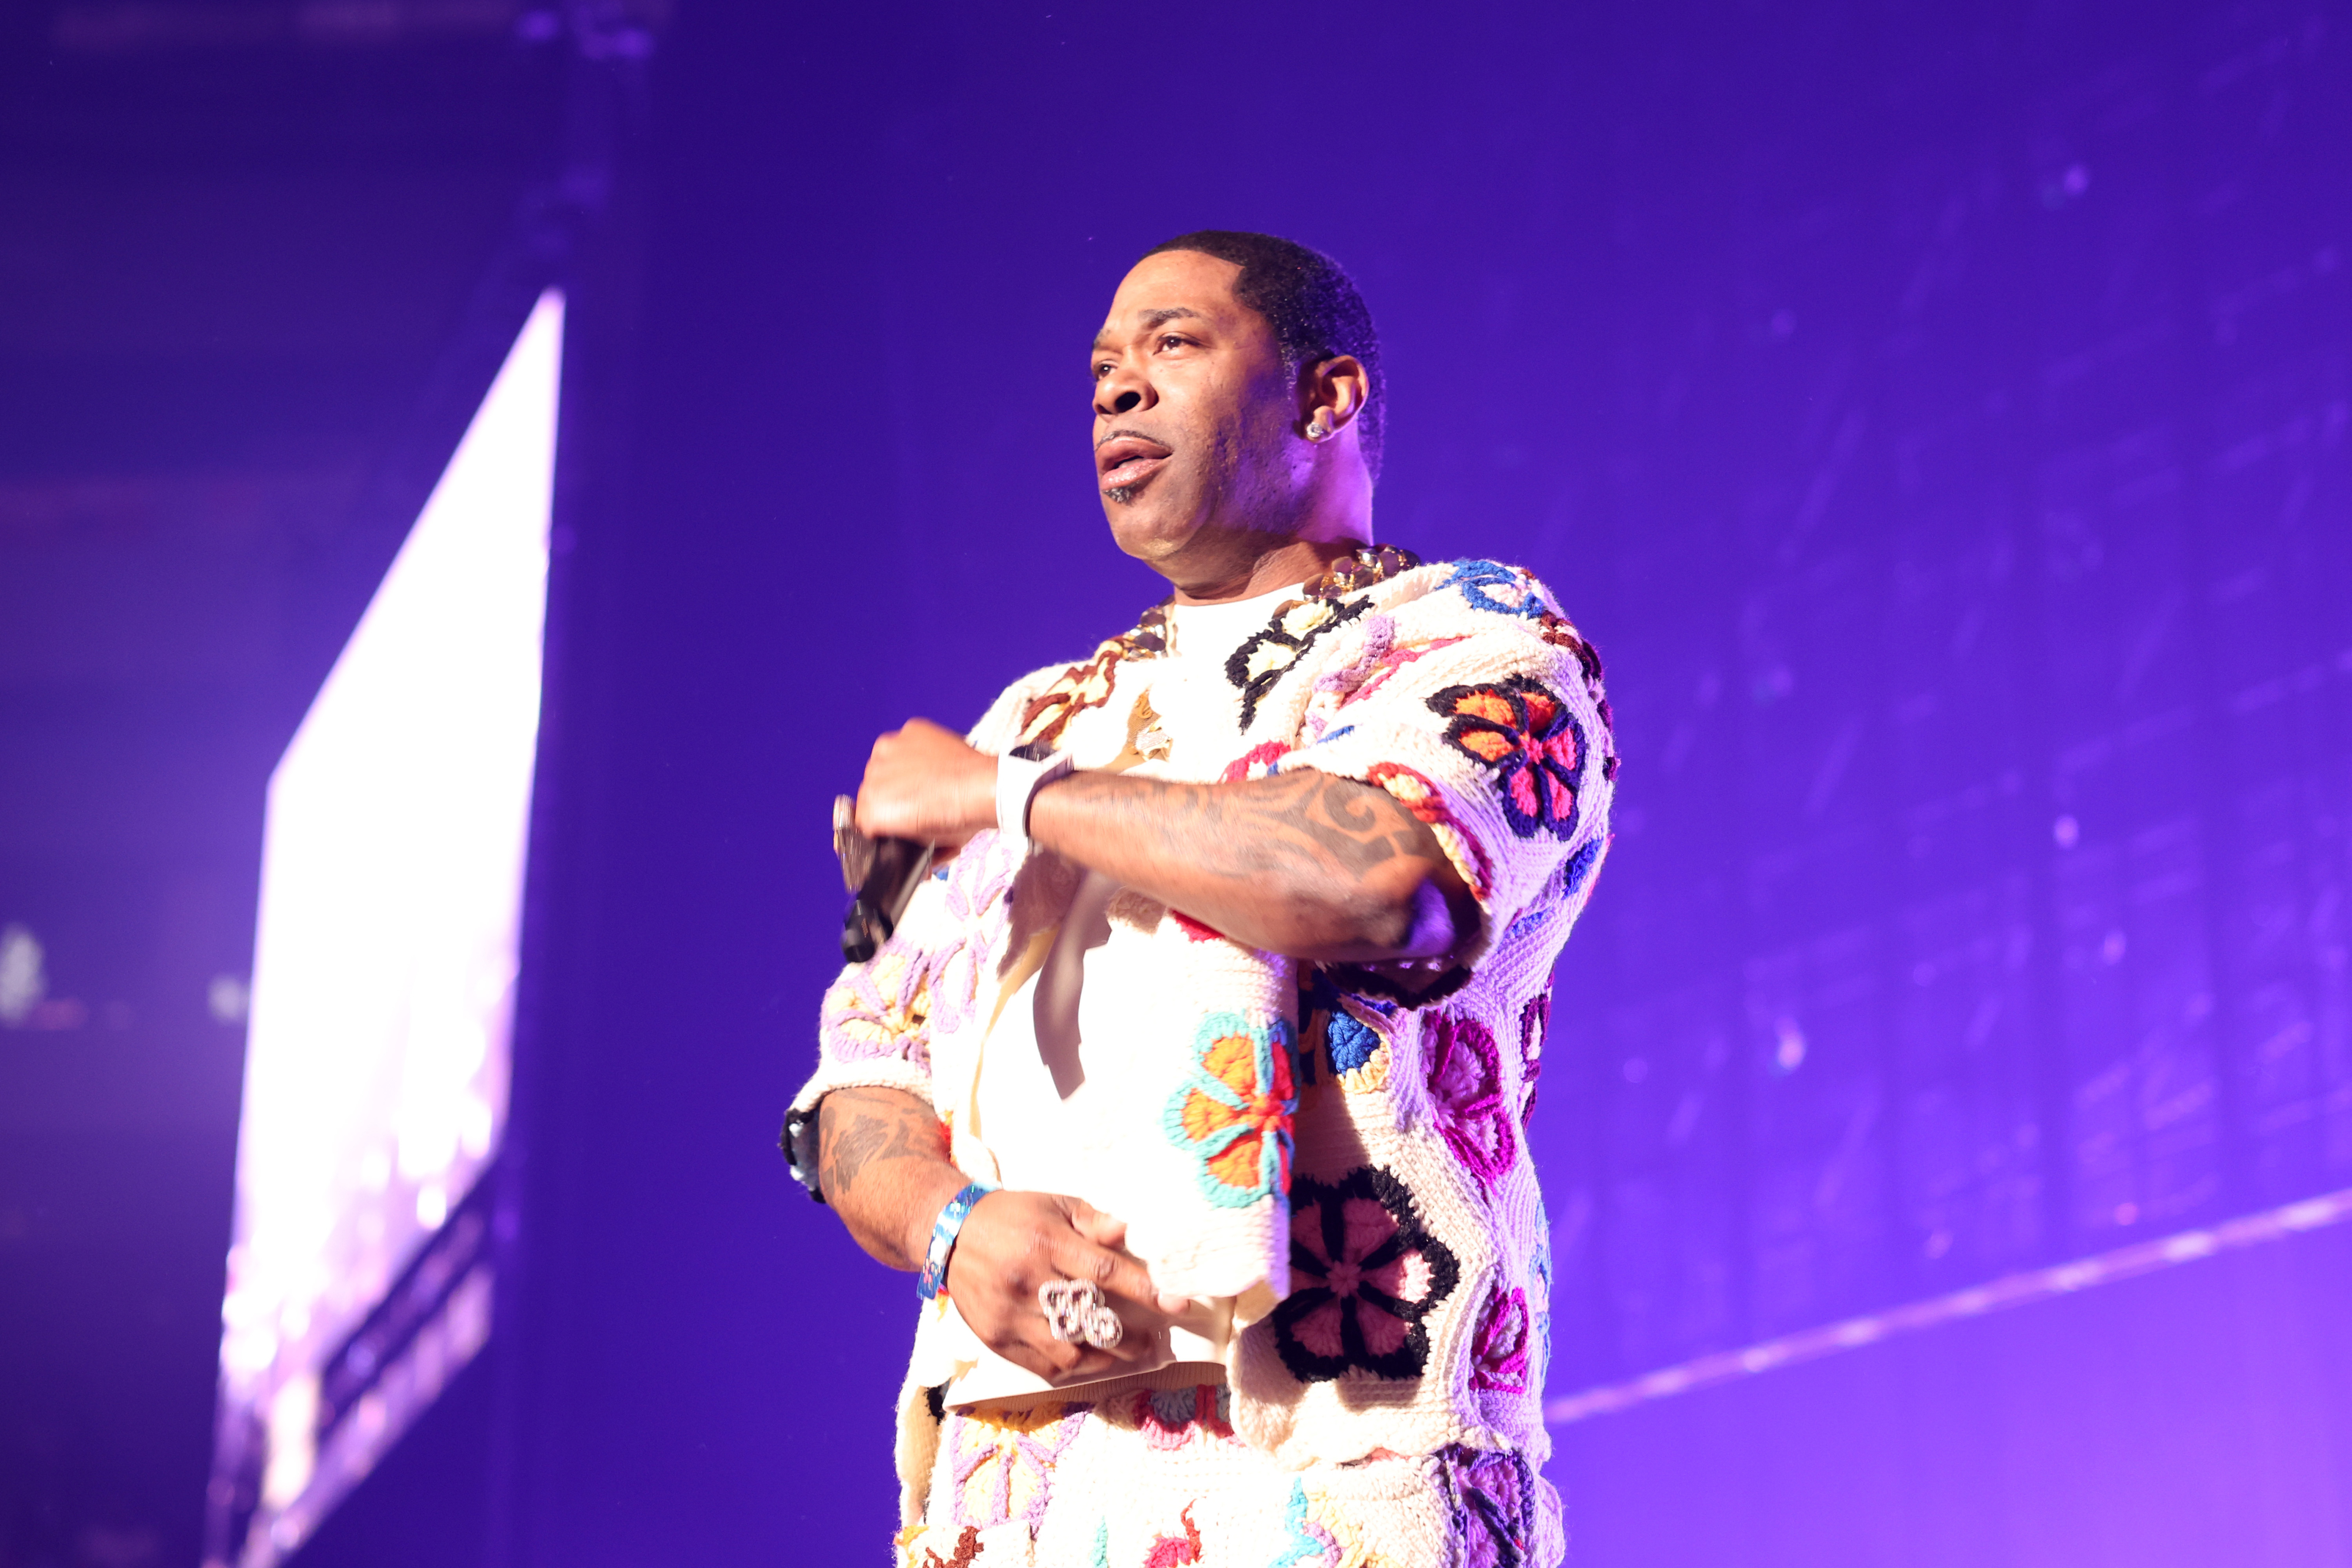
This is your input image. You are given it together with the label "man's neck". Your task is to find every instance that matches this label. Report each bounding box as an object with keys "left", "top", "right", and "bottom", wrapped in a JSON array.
[{"left": 1164, "top": 535, "right": 1366, "bottom": 606}]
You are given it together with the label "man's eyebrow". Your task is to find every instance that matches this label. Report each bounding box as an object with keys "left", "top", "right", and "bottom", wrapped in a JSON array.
[{"left": 1089, "top": 306, "right": 1205, "bottom": 355}]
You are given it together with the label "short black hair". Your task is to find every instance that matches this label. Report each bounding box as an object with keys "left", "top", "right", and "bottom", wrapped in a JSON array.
[{"left": 1144, "top": 229, "right": 1385, "bottom": 481}]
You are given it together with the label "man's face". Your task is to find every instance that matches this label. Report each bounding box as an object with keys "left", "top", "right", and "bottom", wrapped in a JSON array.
[{"left": 1089, "top": 250, "right": 1302, "bottom": 567}]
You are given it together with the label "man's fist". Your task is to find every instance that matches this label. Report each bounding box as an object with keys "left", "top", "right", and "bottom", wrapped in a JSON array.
[{"left": 855, "top": 718, "right": 998, "bottom": 845}]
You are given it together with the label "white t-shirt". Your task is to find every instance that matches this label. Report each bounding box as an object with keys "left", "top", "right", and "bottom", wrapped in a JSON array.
[{"left": 951, "top": 583, "right": 1304, "bottom": 1407}]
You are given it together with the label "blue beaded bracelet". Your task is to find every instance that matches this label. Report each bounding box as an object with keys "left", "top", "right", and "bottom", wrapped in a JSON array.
[{"left": 917, "top": 1181, "right": 997, "bottom": 1302}]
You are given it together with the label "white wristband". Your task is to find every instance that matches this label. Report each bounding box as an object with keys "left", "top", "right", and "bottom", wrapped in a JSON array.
[{"left": 994, "top": 750, "right": 1074, "bottom": 854}]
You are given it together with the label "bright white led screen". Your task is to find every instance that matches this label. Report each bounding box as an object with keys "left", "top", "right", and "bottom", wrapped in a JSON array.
[{"left": 206, "top": 291, "right": 563, "bottom": 1568}]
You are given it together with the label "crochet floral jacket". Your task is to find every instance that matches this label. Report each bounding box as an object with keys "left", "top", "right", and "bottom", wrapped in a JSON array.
[{"left": 790, "top": 548, "right": 1615, "bottom": 1502}]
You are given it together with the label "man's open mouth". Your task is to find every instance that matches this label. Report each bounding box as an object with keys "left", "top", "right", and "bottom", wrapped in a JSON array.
[{"left": 1096, "top": 434, "right": 1171, "bottom": 490}]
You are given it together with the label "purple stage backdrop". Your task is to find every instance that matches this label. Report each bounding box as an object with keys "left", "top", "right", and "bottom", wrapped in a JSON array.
[{"left": 2, "top": 1, "right": 2347, "bottom": 1565}]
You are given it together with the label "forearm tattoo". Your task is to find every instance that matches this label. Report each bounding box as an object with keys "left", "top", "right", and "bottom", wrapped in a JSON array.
[
  {"left": 1048, "top": 769, "right": 1444, "bottom": 891},
  {"left": 817, "top": 1087, "right": 949, "bottom": 1205}
]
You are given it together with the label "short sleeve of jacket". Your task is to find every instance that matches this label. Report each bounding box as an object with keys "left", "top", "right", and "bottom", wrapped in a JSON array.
[
  {"left": 1277, "top": 592, "right": 1614, "bottom": 971},
  {"left": 785, "top": 664, "right": 1066, "bottom": 1121}
]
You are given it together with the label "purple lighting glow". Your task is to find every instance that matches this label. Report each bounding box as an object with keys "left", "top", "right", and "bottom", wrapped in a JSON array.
[
  {"left": 204, "top": 292, "right": 563, "bottom": 1568},
  {"left": 1545, "top": 1183, "right": 2352, "bottom": 1427}
]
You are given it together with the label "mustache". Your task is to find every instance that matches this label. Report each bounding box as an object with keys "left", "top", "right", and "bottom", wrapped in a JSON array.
[{"left": 1094, "top": 426, "right": 1170, "bottom": 451}]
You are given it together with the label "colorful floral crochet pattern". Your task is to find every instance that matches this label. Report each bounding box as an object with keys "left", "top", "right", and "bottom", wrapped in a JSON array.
[
  {"left": 1365, "top": 760, "right": 1493, "bottom": 901},
  {"left": 1429, "top": 675, "right": 1586, "bottom": 841},
  {"left": 1469, "top": 1285, "right": 1532, "bottom": 1394},
  {"left": 946, "top": 1402, "right": 1091, "bottom": 1532},
  {"left": 1424, "top": 1011, "right": 1518, "bottom": 1190},
  {"left": 1122, "top": 1383, "right": 1237, "bottom": 1451},
  {"left": 1271, "top": 1166, "right": 1460, "bottom": 1382},
  {"left": 819, "top": 946, "right": 932, "bottom": 1066},
  {"left": 1163, "top": 1012, "right": 1298, "bottom": 1209},
  {"left": 1536, "top": 610, "right": 1618, "bottom": 779},
  {"left": 1444, "top": 559, "right": 1552, "bottom": 621},
  {"left": 1220, "top": 740, "right": 1291, "bottom": 783},
  {"left": 912, "top": 1524, "right": 982, "bottom": 1568},
  {"left": 1266, "top": 1480, "right": 1329, "bottom": 1568},
  {"left": 1351, "top": 634, "right": 1469, "bottom": 707},
  {"left": 1561, "top": 832, "right": 1606, "bottom": 903},
  {"left": 1438, "top": 1446, "right": 1545, "bottom": 1568},
  {"left": 1228, "top": 596, "right": 1374, "bottom": 728},
  {"left": 1142, "top": 1505, "right": 1204, "bottom": 1566},
  {"left": 1017, "top": 636, "right": 1142, "bottom": 754},
  {"left": 796, "top": 549, "right": 1615, "bottom": 1564},
  {"left": 1515, "top": 990, "right": 1551, "bottom": 1127}
]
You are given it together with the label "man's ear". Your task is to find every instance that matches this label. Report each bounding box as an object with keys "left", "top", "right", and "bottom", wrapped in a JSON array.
[{"left": 1301, "top": 355, "right": 1369, "bottom": 434}]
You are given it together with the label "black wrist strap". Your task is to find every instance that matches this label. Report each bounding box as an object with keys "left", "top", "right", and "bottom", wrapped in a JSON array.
[{"left": 779, "top": 1104, "right": 827, "bottom": 1205}]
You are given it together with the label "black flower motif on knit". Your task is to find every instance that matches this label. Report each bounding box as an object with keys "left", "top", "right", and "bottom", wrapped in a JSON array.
[
  {"left": 1269, "top": 1165, "right": 1459, "bottom": 1383},
  {"left": 1225, "top": 595, "right": 1372, "bottom": 730}
]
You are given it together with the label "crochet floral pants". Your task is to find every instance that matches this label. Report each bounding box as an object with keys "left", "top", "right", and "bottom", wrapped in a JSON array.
[{"left": 895, "top": 1383, "right": 1563, "bottom": 1568}]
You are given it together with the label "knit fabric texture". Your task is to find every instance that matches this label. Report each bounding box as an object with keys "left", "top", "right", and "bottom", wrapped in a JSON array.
[
  {"left": 791, "top": 550, "right": 1615, "bottom": 1539},
  {"left": 896, "top": 1385, "right": 1566, "bottom": 1567}
]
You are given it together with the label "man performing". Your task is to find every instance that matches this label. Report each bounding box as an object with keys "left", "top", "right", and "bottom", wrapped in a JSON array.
[{"left": 784, "top": 230, "right": 1615, "bottom": 1567}]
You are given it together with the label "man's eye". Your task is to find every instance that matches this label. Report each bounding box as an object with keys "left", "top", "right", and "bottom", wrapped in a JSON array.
[
  {"left": 1093, "top": 362, "right": 1114, "bottom": 379},
  {"left": 1158, "top": 335, "right": 1187, "bottom": 351}
]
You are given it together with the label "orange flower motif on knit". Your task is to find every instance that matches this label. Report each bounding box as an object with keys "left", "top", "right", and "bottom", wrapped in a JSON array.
[
  {"left": 1429, "top": 676, "right": 1585, "bottom": 841},
  {"left": 946, "top": 1402, "right": 1088, "bottom": 1532},
  {"left": 1014, "top": 636, "right": 1131, "bottom": 752},
  {"left": 1163, "top": 1012, "right": 1298, "bottom": 1208},
  {"left": 1366, "top": 761, "right": 1492, "bottom": 901}
]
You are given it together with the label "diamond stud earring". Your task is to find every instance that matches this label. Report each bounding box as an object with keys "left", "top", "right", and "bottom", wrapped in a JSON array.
[{"left": 1306, "top": 420, "right": 1329, "bottom": 441}]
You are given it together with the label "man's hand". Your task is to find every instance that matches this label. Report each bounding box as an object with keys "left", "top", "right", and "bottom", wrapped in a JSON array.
[
  {"left": 815, "top": 1087, "right": 1181, "bottom": 1383},
  {"left": 850, "top": 716, "right": 1471, "bottom": 963},
  {"left": 855, "top": 718, "right": 997, "bottom": 845},
  {"left": 944, "top": 1191, "right": 1185, "bottom": 1384}
]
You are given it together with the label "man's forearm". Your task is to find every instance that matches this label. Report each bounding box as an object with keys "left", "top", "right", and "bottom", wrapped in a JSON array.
[
  {"left": 1027, "top": 768, "right": 1471, "bottom": 962},
  {"left": 816, "top": 1086, "right": 967, "bottom": 1271}
]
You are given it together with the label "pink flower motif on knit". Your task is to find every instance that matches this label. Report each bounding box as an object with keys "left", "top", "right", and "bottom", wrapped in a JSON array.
[
  {"left": 816, "top": 834, "right": 1018, "bottom": 1073},
  {"left": 1131, "top": 1384, "right": 1235, "bottom": 1452},
  {"left": 946, "top": 1402, "right": 1089, "bottom": 1530},
  {"left": 922, "top": 835, "right": 1017, "bottom": 1037},
  {"left": 1517, "top": 990, "right": 1551, "bottom": 1128},
  {"left": 1339, "top": 634, "right": 1469, "bottom": 708},
  {"left": 817, "top": 946, "right": 931, "bottom": 1069},
  {"left": 1425, "top": 1012, "right": 1518, "bottom": 1189},
  {"left": 1469, "top": 1285, "right": 1532, "bottom": 1394},
  {"left": 1268, "top": 1165, "right": 1459, "bottom": 1383},
  {"left": 1221, "top": 741, "right": 1291, "bottom": 783}
]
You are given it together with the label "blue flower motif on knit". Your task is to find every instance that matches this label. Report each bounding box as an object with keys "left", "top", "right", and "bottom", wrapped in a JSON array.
[
  {"left": 1327, "top": 1011, "right": 1382, "bottom": 1075},
  {"left": 1562, "top": 833, "right": 1605, "bottom": 901},
  {"left": 1529, "top": 1206, "right": 1554, "bottom": 1391},
  {"left": 1444, "top": 559, "right": 1551, "bottom": 620},
  {"left": 1266, "top": 1479, "right": 1333, "bottom": 1568},
  {"left": 1162, "top": 1012, "right": 1297, "bottom": 1209}
]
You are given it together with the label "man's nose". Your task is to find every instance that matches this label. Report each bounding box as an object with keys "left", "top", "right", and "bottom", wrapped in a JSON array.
[{"left": 1093, "top": 360, "right": 1151, "bottom": 418}]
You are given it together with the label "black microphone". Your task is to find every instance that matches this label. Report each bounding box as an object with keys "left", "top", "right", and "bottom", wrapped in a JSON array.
[{"left": 834, "top": 795, "right": 935, "bottom": 963}]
